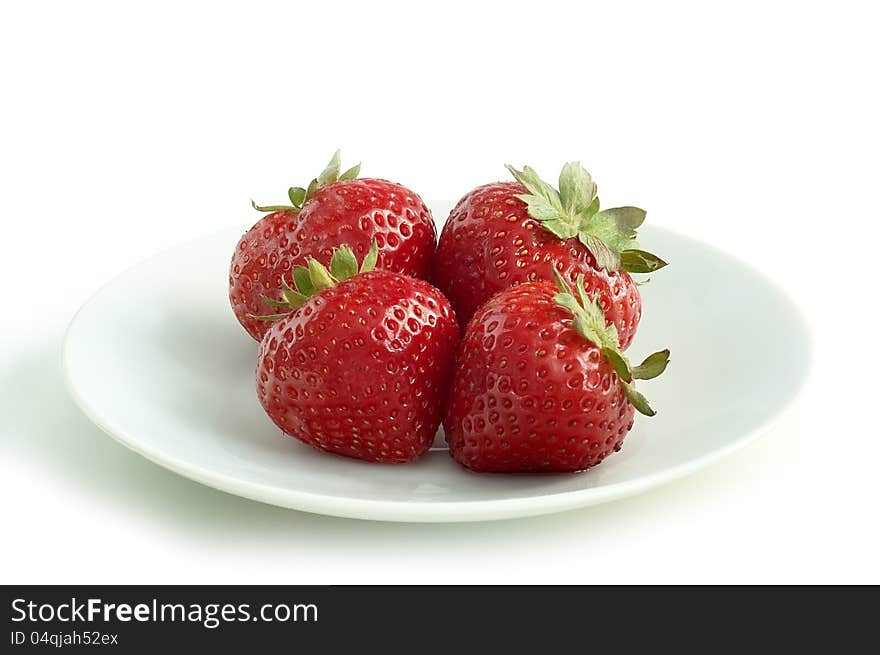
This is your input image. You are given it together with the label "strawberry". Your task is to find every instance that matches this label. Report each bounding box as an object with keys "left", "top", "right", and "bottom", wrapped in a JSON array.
[
  {"left": 433, "top": 162, "right": 666, "bottom": 349},
  {"left": 256, "top": 243, "right": 459, "bottom": 464},
  {"left": 443, "top": 269, "right": 668, "bottom": 473},
  {"left": 230, "top": 151, "right": 437, "bottom": 341}
]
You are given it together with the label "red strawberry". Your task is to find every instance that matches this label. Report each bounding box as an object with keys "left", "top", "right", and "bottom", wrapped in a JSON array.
[
  {"left": 230, "top": 151, "right": 437, "bottom": 341},
  {"left": 433, "top": 163, "right": 665, "bottom": 349},
  {"left": 443, "top": 269, "right": 668, "bottom": 473},
  {"left": 256, "top": 243, "right": 459, "bottom": 464}
]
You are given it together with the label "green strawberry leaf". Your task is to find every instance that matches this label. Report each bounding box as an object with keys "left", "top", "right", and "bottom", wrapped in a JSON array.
[
  {"left": 558, "top": 161, "right": 597, "bottom": 216},
  {"left": 602, "top": 347, "right": 632, "bottom": 383},
  {"left": 304, "top": 178, "right": 319, "bottom": 201},
  {"left": 632, "top": 349, "right": 670, "bottom": 380},
  {"left": 507, "top": 165, "right": 562, "bottom": 207},
  {"left": 308, "top": 258, "right": 337, "bottom": 291},
  {"left": 514, "top": 193, "right": 568, "bottom": 225},
  {"left": 280, "top": 287, "right": 309, "bottom": 309},
  {"left": 329, "top": 245, "right": 359, "bottom": 281},
  {"left": 506, "top": 165, "right": 567, "bottom": 237},
  {"left": 339, "top": 163, "right": 361, "bottom": 181},
  {"left": 578, "top": 233, "right": 620, "bottom": 271},
  {"left": 360, "top": 239, "right": 379, "bottom": 273},
  {"left": 598, "top": 206, "right": 646, "bottom": 230},
  {"left": 585, "top": 195, "right": 600, "bottom": 216},
  {"left": 251, "top": 312, "right": 293, "bottom": 322},
  {"left": 579, "top": 208, "right": 638, "bottom": 257},
  {"left": 288, "top": 186, "right": 307, "bottom": 207},
  {"left": 620, "top": 249, "right": 668, "bottom": 274},
  {"left": 261, "top": 296, "right": 292, "bottom": 308},
  {"left": 293, "top": 266, "right": 314, "bottom": 296},
  {"left": 622, "top": 382, "right": 656, "bottom": 417},
  {"left": 317, "top": 150, "right": 342, "bottom": 186},
  {"left": 251, "top": 199, "right": 296, "bottom": 212}
]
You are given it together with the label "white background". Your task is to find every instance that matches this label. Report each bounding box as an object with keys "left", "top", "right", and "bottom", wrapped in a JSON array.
[{"left": 1, "top": 1, "right": 877, "bottom": 583}]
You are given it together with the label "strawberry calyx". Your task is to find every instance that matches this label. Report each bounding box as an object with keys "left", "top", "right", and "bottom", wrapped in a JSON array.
[
  {"left": 551, "top": 268, "right": 669, "bottom": 416},
  {"left": 506, "top": 162, "right": 667, "bottom": 275},
  {"left": 251, "top": 150, "right": 361, "bottom": 213},
  {"left": 251, "top": 240, "right": 379, "bottom": 320}
]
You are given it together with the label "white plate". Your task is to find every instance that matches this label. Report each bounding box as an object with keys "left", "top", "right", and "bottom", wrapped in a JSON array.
[{"left": 63, "top": 217, "right": 810, "bottom": 522}]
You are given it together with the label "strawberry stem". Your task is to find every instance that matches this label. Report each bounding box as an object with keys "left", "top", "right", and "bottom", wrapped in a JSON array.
[
  {"left": 507, "top": 162, "right": 667, "bottom": 275},
  {"left": 551, "top": 268, "right": 669, "bottom": 416},
  {"left": 251, "top": 150, "right": 361, "bottom": 213},
  {"left": 247, "top": 240, "right": 379, "bottom": 322}
]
